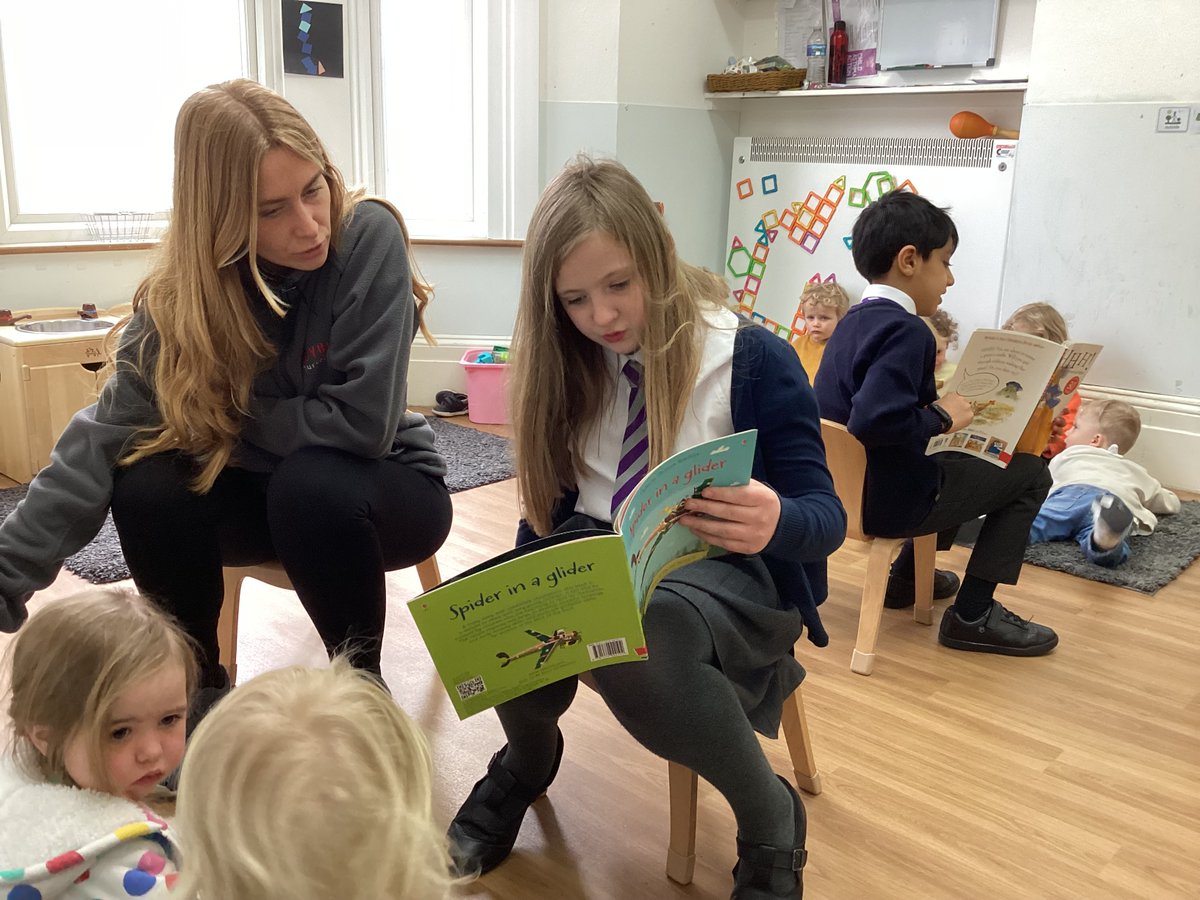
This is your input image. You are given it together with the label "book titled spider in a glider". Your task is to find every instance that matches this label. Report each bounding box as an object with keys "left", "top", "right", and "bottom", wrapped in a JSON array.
[{"left": 408, "top": 430, "right": 757, "bottom": 718}]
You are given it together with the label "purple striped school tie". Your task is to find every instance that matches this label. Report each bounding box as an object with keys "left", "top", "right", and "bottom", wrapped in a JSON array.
[{"left": 611, "top": 360, "right": 649, "bottom": 519}]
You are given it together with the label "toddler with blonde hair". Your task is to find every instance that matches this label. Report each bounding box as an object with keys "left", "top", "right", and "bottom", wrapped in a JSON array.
[
  {"left": 792, "top": 280, "right": 851, "bottom": 381},
  {"left": 175, "top": 659, "right": 458, "bottom": 899},
  {"left": 1003, "top": 301, "right": 1070, "bottom": 344},
  {"left": 1029, "top": 399, "right": 1180, "bottom": 567},
  {"left": 1, "top": 590, "right": 196, "bottom": 898}
]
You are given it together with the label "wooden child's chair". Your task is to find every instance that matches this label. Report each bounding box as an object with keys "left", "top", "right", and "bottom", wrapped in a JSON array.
[
  {"left": 216, "top": 556, "right": 442, "bottom": 683},
  {"left": 578, "top": 673, "right": 821, "bottom": 885},
  {"left": 820, "top": 419, "right": 936, "bottom": 676}
]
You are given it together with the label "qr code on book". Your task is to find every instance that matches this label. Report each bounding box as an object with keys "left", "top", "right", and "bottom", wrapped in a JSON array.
[{"left": 455, "top": 675, "right": 487, "bottom": 701}]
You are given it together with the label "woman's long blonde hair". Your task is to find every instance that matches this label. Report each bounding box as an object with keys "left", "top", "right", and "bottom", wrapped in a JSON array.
[
  {"left": 174, "top": 660, "right": 460, "bottom": 900},
  {"left": 116, "top": 79, "right": 432, "bottom": 492},
  {"left": 2, "top": 590, "right": 196, "bottom": 794},
  {"left": 512, "top": 156, "right": 728, "bottom": 535}
]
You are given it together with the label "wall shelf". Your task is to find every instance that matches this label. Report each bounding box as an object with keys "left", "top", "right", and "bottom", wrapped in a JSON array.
[{"left": 704, "top": 81, "right": 1027, "bottom": 101}]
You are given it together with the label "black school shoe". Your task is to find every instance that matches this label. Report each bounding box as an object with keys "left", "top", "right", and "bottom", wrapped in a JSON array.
[
  {"left": 731, "top": 775, "right": 807, "bottom": 898},
  {"left": 433, "top": 390, "right": 469, "bottom": 417},
  {"left": 447, "top": 729, "right": 565, "bottom": 876},
  {"left": 938, "top": 602, "right": 1059, "bottom": 656},
  {"left": 884, "top": 568, "right": 961, "bottom": 609}
]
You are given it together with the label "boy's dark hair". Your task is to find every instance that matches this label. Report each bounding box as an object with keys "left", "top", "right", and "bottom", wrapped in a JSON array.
[{"left": 851, "top": 191, "right": 959, "bottom": 281}]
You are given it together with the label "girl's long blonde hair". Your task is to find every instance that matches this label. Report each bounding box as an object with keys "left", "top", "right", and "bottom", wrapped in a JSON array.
[
  {"left": 174, "top": 660, "right": 460, "bottom": 899},
  {"left": 116, "top": 79, "right": 432, "bottom": 493},
  {"left": 512, "top": 156, "right": 728, "bottom": 535},
  {"left": 2, "top": 590, "right": 197, "bottom": 794}
]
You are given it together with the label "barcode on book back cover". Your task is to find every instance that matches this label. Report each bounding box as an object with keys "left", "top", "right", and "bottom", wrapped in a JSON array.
[
  {"left": 587, "top": 638, "right": 628, "bottom": 662},
  {"left": 455, "top": 676, "right": 486, "bottom": 700}
]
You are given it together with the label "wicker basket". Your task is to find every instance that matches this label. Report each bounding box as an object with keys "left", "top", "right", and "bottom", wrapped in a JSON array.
[{"left": 706, "top": 70, "right": 805, "bottom": 93}]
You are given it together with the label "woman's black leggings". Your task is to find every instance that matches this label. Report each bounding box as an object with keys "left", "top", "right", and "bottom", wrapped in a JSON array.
[{"left": 110, "top": 446, "right": 452, "bottom": 683}]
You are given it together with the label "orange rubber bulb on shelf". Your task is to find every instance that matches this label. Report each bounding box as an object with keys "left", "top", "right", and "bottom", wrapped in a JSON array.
[{"left": 949, "top": 110, "right": 1020, "bottom": 139}]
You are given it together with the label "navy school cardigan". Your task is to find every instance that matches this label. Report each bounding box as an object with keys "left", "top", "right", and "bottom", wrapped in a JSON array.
[{"left": 516, "top": 323, "right": 847, "bottom": 647}]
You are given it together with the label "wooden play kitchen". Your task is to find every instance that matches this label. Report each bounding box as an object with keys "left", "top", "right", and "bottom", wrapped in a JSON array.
[{"left": 0, "top": 305, "right": 124, "bottom": 483}]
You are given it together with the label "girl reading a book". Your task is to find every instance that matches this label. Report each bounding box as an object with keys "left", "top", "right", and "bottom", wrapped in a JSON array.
[{"left": 447, "top": 156, "right": 846, "bottom": 899}]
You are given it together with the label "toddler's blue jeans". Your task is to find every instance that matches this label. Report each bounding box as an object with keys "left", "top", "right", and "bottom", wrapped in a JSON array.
[{"left": 1029, "top": 483, "right": 1130, "bottom": 567}]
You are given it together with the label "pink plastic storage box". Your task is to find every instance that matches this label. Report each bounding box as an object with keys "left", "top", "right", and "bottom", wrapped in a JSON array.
[{"left": 460, "top": 349, "right": 509, "bottom": 425}]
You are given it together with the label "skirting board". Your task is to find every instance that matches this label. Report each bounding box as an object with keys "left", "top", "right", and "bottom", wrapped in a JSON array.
[
  {"left": 409, "top": 339, "right": 1200, "bottom": 493},
  {"left": 1081, "top": 386, "right": 1200, "bottom": 494}
]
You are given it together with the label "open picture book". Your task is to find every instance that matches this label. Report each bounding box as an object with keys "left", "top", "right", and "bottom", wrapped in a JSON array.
[
  {"left": 927, "top": 329, "right": 1102, "bottom": 467},
  {"left": 408, "top": 430, "right": 758, "bottom": 718}
]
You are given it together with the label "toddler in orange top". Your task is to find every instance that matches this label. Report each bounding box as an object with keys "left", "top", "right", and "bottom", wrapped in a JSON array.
[{"left": 791, "top": 281, "right": 850, "bottom": 382}]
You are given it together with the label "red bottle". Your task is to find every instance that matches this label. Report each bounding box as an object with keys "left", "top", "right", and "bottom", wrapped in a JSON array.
[{"left": 829, "top": 19, "right": 849, "bottom": 84}]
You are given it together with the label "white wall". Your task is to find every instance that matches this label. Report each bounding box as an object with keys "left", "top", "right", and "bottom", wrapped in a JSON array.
[
  {"left": 0, "top": 249, "right": 153, "bottom": 311},
  {"left": 1002, "top": 0, "right": 1200, "bottom": 488},
  {"left": 541, "top": 0, "right": 742, "bottom": 270},
  {"left": 1025, "top": 0, "right": 1199, "bottom": 104}
]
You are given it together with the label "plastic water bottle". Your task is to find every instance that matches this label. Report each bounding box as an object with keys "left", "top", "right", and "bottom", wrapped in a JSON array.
[{"left": 805, "top": 25, "right": 827, "bottom": 89}]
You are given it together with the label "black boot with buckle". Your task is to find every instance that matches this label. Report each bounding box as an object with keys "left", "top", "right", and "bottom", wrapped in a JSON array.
[
  {"left": 730, "top": 775, "right": 807, "bottom": 899},
  {"left": 447, "top": 729, "right": 565, "bottom": 876}
]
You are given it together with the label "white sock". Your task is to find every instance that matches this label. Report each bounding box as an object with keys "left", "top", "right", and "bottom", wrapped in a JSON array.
[{"left": 1091, "top": 494, "right": 1134, "bottom": 551}]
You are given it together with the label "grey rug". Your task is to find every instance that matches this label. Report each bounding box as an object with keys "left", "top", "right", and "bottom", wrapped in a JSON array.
[
  {"left": 1020, "top": 500, "right": 1200, "bottom": 594},
  {"left": 0, "top": 418, "right": 512, "bottom": 585},
  {"left": 958, "top": 500, "right": 1200, "bottom": 595}
]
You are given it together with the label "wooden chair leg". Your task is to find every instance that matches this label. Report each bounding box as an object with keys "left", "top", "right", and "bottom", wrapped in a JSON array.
[
  {"left": 217, "top": 568, "right": 244, "bottom": 685},
  {"left": 851, "top": 537, "right": 902, "bottom": 676},
  {"left": 912, "top": 532, "right": 937, "bottom": 626},
  {"left": 666, "top": 760, "right": 698, "bottom": 885},
  {"left": 780, "top": 686, "right": 822, "bottom": 795},
  {"left": 415, "top": 555, "right": 442, "bottom": 592}
]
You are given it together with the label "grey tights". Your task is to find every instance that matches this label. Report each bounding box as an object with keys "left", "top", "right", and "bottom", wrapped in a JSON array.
[{"left": 495, "top": 591, "right": 799, "bottom": 848}]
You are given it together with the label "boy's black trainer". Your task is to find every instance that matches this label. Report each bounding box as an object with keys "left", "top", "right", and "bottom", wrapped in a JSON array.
[{"left": 938, "top": 602, "right": 1059, "bottom": 656}]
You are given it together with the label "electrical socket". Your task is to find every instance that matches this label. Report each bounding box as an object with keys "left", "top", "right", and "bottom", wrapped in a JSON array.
[{"left": 1156, "top": 106, "right": 1190, "bottom": 133}]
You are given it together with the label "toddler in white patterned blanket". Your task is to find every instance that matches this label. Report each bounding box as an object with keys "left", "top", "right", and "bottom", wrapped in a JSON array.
[{"left": 1, "top": 589, "right": 195, "bottom": 898}]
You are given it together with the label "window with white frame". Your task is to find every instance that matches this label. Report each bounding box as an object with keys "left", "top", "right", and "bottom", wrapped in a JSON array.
[
  {"left": 0, "top": 0, "right": 537, "bottom": 246},
  {"left": 0, "top": 0, "right": 248, "bottom": 244},
  {"left": 372, "top": 0, "right": 537, "bottom": 240}
]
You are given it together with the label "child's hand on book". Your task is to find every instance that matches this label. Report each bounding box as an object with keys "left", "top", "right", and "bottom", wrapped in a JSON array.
[
  {"left": 1041, "top": 415, "right": 1068, "bottom": 457},
  {"left": 678, "top": 480, "right": 780, "bottom": 555},
  {"left": 938, "top": 392, "right": 975, "bottom": 432}
]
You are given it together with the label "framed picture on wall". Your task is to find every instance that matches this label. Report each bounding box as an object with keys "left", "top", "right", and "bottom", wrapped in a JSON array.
[{"left": 282, "top": 0, "right": 344, "bottom": 78}]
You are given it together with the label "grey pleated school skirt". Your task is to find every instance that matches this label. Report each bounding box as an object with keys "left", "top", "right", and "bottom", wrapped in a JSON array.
[{"left": 654, "top": 554, "right": 806, "bottom": 739}]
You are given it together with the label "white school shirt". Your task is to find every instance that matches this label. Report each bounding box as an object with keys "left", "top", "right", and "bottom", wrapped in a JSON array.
[
  {"left": 860, "top": 283, "right": 917, "bottom": 314},
  {"left": 574, "top": 306, "right": 739, "bottom": 522}
]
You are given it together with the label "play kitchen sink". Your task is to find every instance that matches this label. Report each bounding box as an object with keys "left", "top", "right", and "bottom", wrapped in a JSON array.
[
  {"left": 15, "top": 319, "right": 115, "bottom": 334},
  {"left": 1, "top": 310, "right": 120, "bottom": 482}
]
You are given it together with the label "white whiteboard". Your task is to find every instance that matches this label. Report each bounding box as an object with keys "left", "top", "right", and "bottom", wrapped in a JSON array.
[
  {"left": 876, "top": 0, "right": 1000, "bottom": 70},
  {"left": 1001, "top": 102, "right": 1200, "bottom": 398},
  {"left": 724, "top": 135, "right": 1018, "bottom": 354}
]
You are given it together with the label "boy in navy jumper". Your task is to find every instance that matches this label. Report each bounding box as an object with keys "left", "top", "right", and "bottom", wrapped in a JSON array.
[{"left": 814, "top": 191, "right": 1058, "bottom": 656}]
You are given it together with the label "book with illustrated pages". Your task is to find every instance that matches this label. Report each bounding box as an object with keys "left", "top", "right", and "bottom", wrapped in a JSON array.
[
  {"left": 926, "top": 329, "right": 1102, "bottom": 467},
  {"left": 408, "top": 430, "right": 758, "bottom": 718}
]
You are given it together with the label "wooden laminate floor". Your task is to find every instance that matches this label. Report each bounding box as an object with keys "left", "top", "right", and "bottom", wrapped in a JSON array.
[{"left": 2, "top": 417, "right": 1197, "bottom": 899}]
